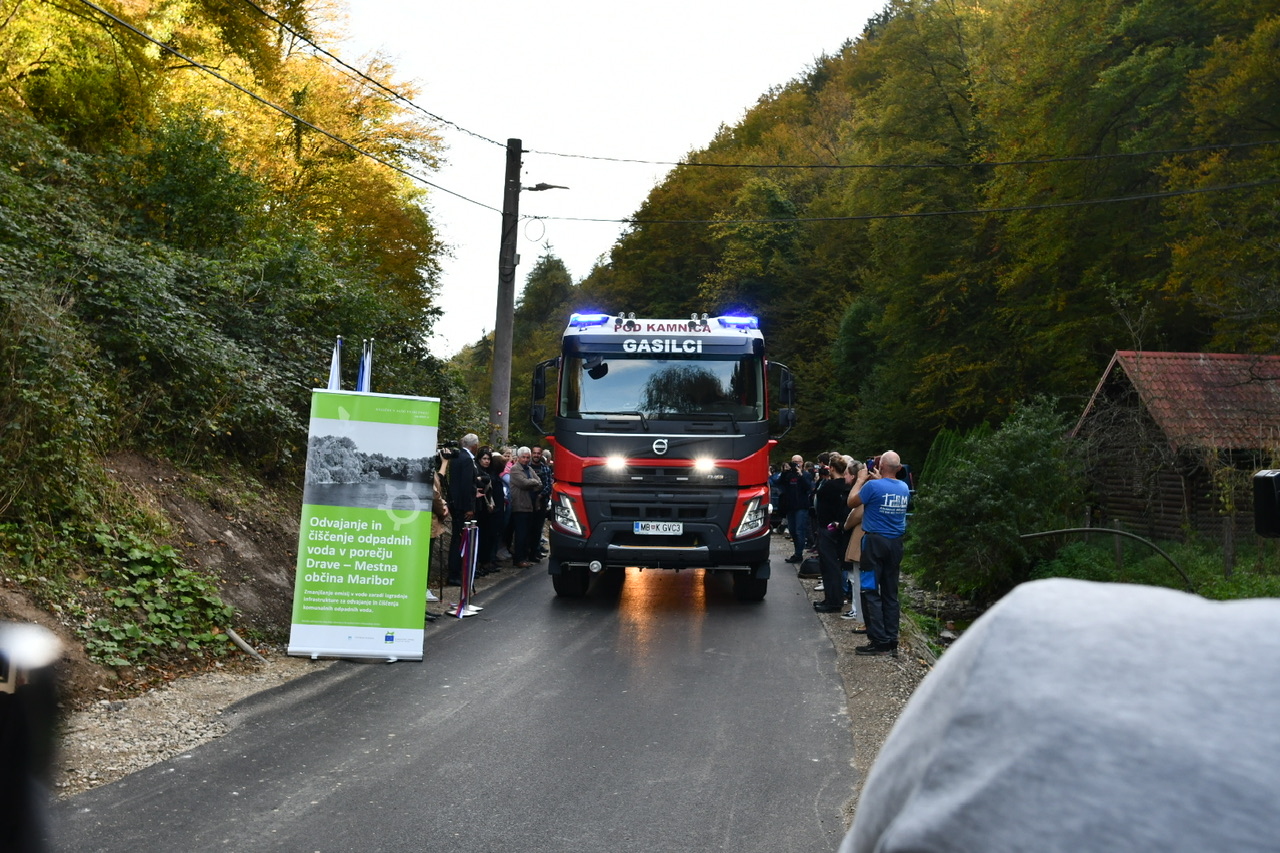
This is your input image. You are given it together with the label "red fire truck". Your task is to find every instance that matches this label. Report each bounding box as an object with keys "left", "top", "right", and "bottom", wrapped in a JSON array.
[{"left": 531, "top": 312, "right": 795, "bottom": 600}]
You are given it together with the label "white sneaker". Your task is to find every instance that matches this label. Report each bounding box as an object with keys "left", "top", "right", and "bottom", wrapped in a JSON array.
[
  {"left": 463, "top": 604, "right": 483, "bottom": 613},
  {"left": 813, "top": 583, "right": 825, "bottom": 592},
  {"left": 496, "top": 548, "right": 512, "bottom": 561},
  {"left": 840, "top": 611, "right": 861, "bottom": 621},
  {"left": 426, "top": 590, "right": 440, "bottom": 602}
]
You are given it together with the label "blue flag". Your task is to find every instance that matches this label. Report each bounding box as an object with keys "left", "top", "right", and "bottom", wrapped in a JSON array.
[{"left": 356, "top": 339, "right": 373, "bottom": 393}]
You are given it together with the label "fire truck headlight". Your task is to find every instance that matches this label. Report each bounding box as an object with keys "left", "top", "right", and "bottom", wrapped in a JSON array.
[
  {"left": 693, "top": 458, "right": 715, "bottom": 472},
  {"left": 605, "top": 455, "right": 626, "bottom": 471},
  {"left": 735, "top": 497, "right": 767, "bottom": 538},
  {"left": 554, "top": 493, "right": 584, "bottom": 536}
]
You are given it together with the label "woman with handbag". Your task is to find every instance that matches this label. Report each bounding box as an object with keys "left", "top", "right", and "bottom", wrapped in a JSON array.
[{"left": 842, "top": 458, "right": 867, "bottom": 629}]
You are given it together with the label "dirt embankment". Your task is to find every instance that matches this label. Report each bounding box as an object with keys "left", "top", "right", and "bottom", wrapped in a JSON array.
[{"left": 0, "top": 452, "right": 301, "bottom": 707}]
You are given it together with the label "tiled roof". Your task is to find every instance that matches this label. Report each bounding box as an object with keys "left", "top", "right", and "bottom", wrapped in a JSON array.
[{"left": 1077, "top": 351, "right": 1280, "bottom": 451}]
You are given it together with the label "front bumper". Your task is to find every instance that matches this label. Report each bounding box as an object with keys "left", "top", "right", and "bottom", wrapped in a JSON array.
[{"left": 548, "top": 523, "right": 771, "bottom": 573}]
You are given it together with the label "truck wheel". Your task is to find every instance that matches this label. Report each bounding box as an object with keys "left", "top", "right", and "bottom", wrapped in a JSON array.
[
  {"left": 733, "top": 572, "right": 768, "bottom": 602},
  {"left": 551, "top": 563, "right": 590, "bottom": 597}
]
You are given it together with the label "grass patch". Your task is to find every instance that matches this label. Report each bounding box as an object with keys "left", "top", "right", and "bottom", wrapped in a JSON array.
[{"left": 1031, "top": 536, "right": 1280, "bottom": 599}]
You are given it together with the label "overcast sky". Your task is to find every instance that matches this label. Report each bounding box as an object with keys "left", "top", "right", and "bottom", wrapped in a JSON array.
[{"left": 342, "top": 0, "right": 884, "bottom": 357}]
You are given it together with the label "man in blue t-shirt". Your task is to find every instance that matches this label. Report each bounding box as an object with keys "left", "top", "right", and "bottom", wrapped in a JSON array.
[{"left": 848, "top": 450, "right": 911, "bottom": 655}]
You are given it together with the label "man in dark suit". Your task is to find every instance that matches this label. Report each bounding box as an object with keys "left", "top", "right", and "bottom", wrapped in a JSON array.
[{"left": 446, "top": 433, "right": 480, "bottom": 585}]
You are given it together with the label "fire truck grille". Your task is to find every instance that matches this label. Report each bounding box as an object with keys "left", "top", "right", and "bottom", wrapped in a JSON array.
[
  {"left": 609, "top": 504, "right": 709, "bottom": 521},
  {"left": 582, "top": 466, "right": 740, "bottom": 487}
]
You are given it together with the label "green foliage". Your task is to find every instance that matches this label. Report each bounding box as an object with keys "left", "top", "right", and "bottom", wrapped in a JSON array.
[
  {"left": 0, "top": 518, "right": 234, "bottom": 668},
  {"left": 80, "top": 524, "right": 234, "bottom": 666},
  {"left": 120, "top": 116, "right": 262, "bottom": 250},
  {"left": 1033, "top": 538, "right": 1280, "bottom": 600},
  {"left": 13, "top": 5, "right": 154, "bottom": 148},
  {"left": 917, "top": 423, "right": 991, "bottom": 491},
  {"left": 906, "top": 397, "right": 1085, "bottom": 602},
  {"left": 0, "top": 122, "right": 113, "bottom": 521}
]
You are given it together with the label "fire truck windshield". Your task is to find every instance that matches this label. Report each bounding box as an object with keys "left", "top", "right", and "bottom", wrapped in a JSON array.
[{"left": 561, "top": 354, "right": 765, "bottom": 421}]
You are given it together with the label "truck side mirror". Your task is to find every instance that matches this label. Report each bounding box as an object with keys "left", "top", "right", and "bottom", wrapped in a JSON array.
[
  {"left": 531, "top": 358, "right": 557, "bottom": 437},
  {"left": 779, "top": 408, "right": 796, "bottom": 429},
  {"left": 532, "top": 361, "right": 548, "bottom": 401},
  {"left": 772, "top": 362, "right": 796, "bottom": 407}
]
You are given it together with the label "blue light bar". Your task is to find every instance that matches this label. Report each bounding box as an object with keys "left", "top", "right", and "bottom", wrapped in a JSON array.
[
  {"left": 569, "top": 312, "right": 613, "bottom": 328},
  {"left": 719, "top": 315, "right": 759, "bottom": 330}
]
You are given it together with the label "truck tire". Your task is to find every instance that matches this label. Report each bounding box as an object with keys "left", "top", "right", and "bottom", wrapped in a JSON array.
[
  {"left": 551, "top": 562, "right": 590, "bottom": 597},
  {"left": 733, "top": 572, "right": 768, "bottom": 602}
]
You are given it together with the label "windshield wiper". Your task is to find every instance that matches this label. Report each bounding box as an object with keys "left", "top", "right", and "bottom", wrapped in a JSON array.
[
  {"left": 578, "top": 410, "right": 649, "bottom": 431},
  {"left": 688, "top": 411, "right": 739, "bottom": 430}
]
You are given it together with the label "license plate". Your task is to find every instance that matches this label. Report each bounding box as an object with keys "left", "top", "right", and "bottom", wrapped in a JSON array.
[{"left": 634, "top": 521, "right": 682, "bottom": 535}]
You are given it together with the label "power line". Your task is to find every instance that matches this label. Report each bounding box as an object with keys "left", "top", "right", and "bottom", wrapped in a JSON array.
[
  {"left": 235, "top": 0, "right": 506, "bottom": 149},
  {"left": 235, "top": 2, "right": 1280, "bottom": 180},
  {"left": 69, "top": 0, "right": 1280, "bottom": 231},
  {"left": 527, "top": 138, "right": 1280, "bottom": 170},
  {"left": 213, "top": 3, "right": 1280, "bottom": 195},
  {"left": 73, "top": 0, "right": 502, "bottom": 214},
  {"left": 522, "top": 178, "right": 1280, "bottom": 226}
]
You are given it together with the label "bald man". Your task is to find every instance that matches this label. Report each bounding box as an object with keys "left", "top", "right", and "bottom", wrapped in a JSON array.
[{"left": 848, "top": 450, "right": 910, "bottom": 655}]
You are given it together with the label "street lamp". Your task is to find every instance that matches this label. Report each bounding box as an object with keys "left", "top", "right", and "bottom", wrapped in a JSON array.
[{"left": 489, "top": 138, "right": 568, "bottom": 445}]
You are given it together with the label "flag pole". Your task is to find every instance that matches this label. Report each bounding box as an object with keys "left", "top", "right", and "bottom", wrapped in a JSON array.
[{"left": 327, "top": 336, "right": 343, "bottom": 390}]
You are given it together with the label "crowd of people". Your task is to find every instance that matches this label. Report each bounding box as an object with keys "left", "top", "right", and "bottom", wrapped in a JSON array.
[
  {"left": 430, "top": 436, "right": 911, "bottom": 652},
  {"left": 769, "top": 450, "right": 912, "bottom": 657},
  {"left": 430, "top": 434, "right": 554, "bottom": 613}
]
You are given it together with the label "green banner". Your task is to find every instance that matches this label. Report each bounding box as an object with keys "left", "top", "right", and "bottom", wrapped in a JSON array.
[{"left": 288, "top": 390, "right": 440, "bottom": 660}]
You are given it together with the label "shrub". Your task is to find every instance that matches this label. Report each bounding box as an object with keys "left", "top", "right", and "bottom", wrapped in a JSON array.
[
  {"left": 907, "top": 397, "right": 1085, "bottom": 602},
  {"left": 1033, "top": 537, "right": 1280, "bottom": 599}
]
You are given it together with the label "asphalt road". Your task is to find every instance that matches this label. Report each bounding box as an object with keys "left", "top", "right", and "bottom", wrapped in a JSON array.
[{"left": 49, "top": 557, "right": 856, "bottom": 852}]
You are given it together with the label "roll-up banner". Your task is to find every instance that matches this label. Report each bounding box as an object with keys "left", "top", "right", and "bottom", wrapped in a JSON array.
[{"left": 288, "top": 390, "right": 440, "bottom": 660}]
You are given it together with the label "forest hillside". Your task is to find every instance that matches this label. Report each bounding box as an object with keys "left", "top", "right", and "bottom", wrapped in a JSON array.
[{"left": 0, "top": 0, "right": 481, "bottom": 691}]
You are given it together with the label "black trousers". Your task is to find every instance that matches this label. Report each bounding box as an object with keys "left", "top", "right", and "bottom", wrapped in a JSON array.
[
  {"left": 818, "top": 525, "right": 847, "bottom": 607},
  {"left": 862, "top": 532, "right": 903, "bottom": 645}
]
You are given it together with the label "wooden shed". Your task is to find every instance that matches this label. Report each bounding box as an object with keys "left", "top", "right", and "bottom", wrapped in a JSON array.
[{"left": 1072, "top": 351, "right": 1280, "bottom": 543}]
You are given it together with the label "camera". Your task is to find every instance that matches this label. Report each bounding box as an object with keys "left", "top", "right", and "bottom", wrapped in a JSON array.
[{"left": 866, "top": 457, "right": 878, "bottom": 473}]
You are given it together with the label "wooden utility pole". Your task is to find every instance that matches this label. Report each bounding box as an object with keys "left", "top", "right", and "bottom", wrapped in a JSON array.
[{"left": 489, "top": 138, "right": 522, "bottom": 445}]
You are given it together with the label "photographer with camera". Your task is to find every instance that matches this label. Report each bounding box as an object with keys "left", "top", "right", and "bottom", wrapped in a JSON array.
[
  {"left": 778, "top": 455, "right": 814, "bottom": 567},
  {"left": 847, "top": 450, "right": 910, "bottom": 655}
]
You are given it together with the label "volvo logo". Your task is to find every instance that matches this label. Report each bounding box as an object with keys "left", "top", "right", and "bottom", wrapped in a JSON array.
[{"left": 652, "top": 438, "right": 669, "bottom": 456}]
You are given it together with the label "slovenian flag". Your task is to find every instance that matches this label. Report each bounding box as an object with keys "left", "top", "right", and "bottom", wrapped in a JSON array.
[
  {"left": 355, "top": 339, "right": 373, "bottom": 393},
  {"left": 327, "top": 336, "right": 342, "bottom": 390}
]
